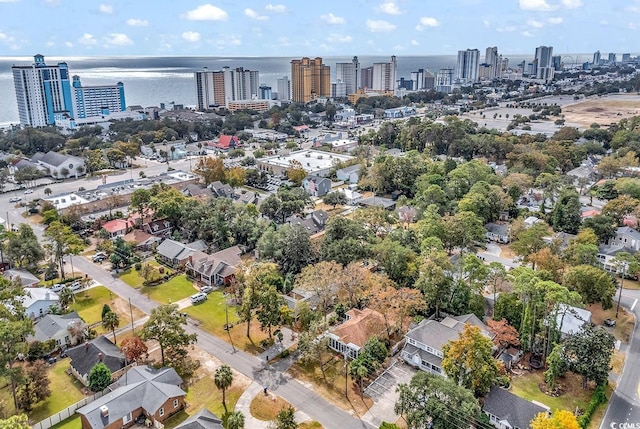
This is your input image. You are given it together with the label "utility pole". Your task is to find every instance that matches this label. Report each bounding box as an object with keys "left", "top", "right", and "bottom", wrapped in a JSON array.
[
  {"left": 616, "top": 263, "right": 627, "bottom": 319},
  {"left": 129, "top": 297, "right": 135, "bottom": 333}
]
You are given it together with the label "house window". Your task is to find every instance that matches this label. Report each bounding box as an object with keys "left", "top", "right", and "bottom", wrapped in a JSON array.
[
  {"left": 174, "top": 399, "right": 179, "bottom": 408},
  {"left": 159, "top": 407, "right": 164, "bottom": 417},
  {"left": 123, "top": 412, "right": 132, "bottom": 424}
]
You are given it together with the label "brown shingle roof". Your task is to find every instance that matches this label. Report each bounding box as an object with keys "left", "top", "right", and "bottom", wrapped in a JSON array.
[{"left": 331, "top": 308, "right": 386, "bottom": 349}]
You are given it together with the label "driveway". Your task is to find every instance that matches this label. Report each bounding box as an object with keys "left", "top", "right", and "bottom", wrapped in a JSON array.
[{"left": 72, "top": 257, "right": 374, "bottom": 429}]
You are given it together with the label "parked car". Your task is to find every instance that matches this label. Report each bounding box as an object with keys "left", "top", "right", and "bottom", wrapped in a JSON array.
[
  {"left": 24, "top": 189, "right": 34, "bottom": 194},
  {"left": 200, "top": 286, "right": 214, "bottom": 294},
  {"left": 49, "top": 283, "right": 64, "bottom": 293},
  {"left": 604, "top": 318, "right": 616, "bottom": 327},
  {"left": 92, "top": 252, "right": 107, "bottom": 262},
  {"left": 190, "top": 292, "right": 207, "bottom": 304},
  {"left": 69, "top": 281, "right": 82, "bottom": 292},
  {"left": 9, "top": 196, "right": 21, "bottom": 203}
]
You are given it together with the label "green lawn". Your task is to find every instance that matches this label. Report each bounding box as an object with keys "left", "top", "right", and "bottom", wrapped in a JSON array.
[
  {"left": 184, "top": 291, "right": 238, "bottom": 337},
  {"left": 0, "top": 360, "right": 87, "bottom": 426},
  {"left": 50, "top": 415, "right": 81, "bottom": 429},
  {"left": 510, "top": 371, "right": 593, "bottom": 413},
  {"left": 119, "top": 260, "right": 167, "bottom": 288},
  {"left": 141, "top": 275, "right": 197, "bottom": 304},
  {"left": 69, "top": 286, "right": 116, "bottom": 326}
]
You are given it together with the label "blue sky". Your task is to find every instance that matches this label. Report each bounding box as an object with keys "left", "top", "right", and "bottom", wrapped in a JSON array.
[{"left": 0, "top": 0, "right": 639, "bottom": 56}]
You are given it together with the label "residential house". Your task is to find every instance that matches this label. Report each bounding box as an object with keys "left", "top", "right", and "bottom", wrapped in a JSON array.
[
  {"left": 566, "top": 157, "right": 598, "bottom": 185},
  {"left": 183, "top": 184, "right": 214, "bottom": 199},
  {"left": 32, "top": 150, "right": 86, "bottom": 179},
  {"left": 337, "top": 188, "right": 363, "bottom": 205},
  {"left": 401, "top": 314, "right": 492, "bottom": 376},
  {"left": 175, "top": 408, "right": 223, "bottom": 429},
  {"left": 123, "top": 229, "right": 162, "bottom": 252},
  {"left": 210, "top": 181, "right": 234, "bottom": 199},
  {"left": 327, "top": 308, "right": 387, "bottom": 359},
  {"left": 143, "top": 219, "right": 173, "bottom": 237},
  {"left": 523, "top": 216, "right": 543, "bottom": 228},
  {"left": 543, "top": 232, "right": 576, "bottom": 251},
  {"left": 209, "top": 135, "right": 239, "bottom": 151},
  {"left": 302, "top": 175, "right": 332, "bottom": 197},
  {"left": 556, "top": 304, "right": 591, "bottom": 337},
  {"left": 186, "top": 246, "right": 242, "bottom": 287},
  {"left": 22, "top": 288, "right": 59, "bottom": 319},
  {"left": 336, "top": 165, "right": 360, "bottom": 184},
  {"left": 155, "top": 239, "right": 203, "bottom": 268},
  {"left": 237, "top": 190, "right": 259, "bottom": 205},
  {"left": 101, "top": 219, "right": 129, "bottom": 240},
  {"left": 288, "top": 210, "right": 328, "bottom": 235},
  {"left": 3, "top": 268, "right": 40, "bottom": 288},
  {"left": 358, "top": 196, "right": 396, "bottom": 210},
  {"left": 597, "top": 226, "right": 640, "bottom": 271},
  {"left": 31, "top": 312, "right": 87, "bottom": 348},
  {"left": 77, "top": 365, "right": 186, "bottom": 429},
  {"left": 66, "top": 336, "right": 125, "bottom": 386},
  {"left": 483, "top": 385, "right": 548, "bottom": 429},
  {"left": 485, "top": 223, "right": 511, "bottom": 244}
]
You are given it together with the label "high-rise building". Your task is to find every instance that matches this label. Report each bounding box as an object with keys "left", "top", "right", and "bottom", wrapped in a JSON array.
[
  {"left": 551, "top": 55, "right": 562, "bottom": 71},
  {"left": 608, "top": 53, "right": 617, "bottom": 64},
  {"left": 423, "top": 70, "right": 435, "bottom": 90},
  {"left": 484, "top": 47, "right": 500, "bottom": 79},
  {"left": 12, "top": 54, "right": 126, "bottom": 127},
  {"left": 593, "top": 50, "right": 601, "bottom": 66},
  {"left": 410, "top": 69, "right": 425, "bottom": 90},
  {"left": 290, "top": 57, "right": 330, "bottom": 103},
  {"left": 455, "top": 49, "right": 480, "bottom": 83},
  {"left": 276, "top": 76, "right": 291, "bottom": 101},
  {"left": 436, "top": 68, "right": 454, "bottom": 93},
  {"left": 194, "top": 66, "right": 259, "bottom": 110},
  {"left": 371, "top": 56, "right": 397, "bottom": 91},
  {"left": 622, "top": 53, "right": 631, "bottom": 63},
  {"left": 259, "top": 84, "right": 272, "bottom": 100},
  {"left": 361, "top": 67, "right": 373, "bottom": 89},
  {"left": 335, "top": 56, "right": 360, "bottom": 95},
  {"left": 331, "top": 80, "right": 347, "bottom": 98},
  {"left": 534, "top": 46, "right": 554, "bottom": 81},
  {"left": 71, "top": 76, "right": 125, "bottom": 119}
]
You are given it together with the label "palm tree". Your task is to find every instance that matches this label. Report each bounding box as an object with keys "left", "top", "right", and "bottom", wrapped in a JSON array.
[
  {"left": 225, "top": 411, "right": 245, "bottom": 429},
  {"left": 59, "top": 287, "right": 75, "bottom": 311},
  {"left": 214, "top": 364, "right": 233, "bottom": 412},
  {"left": 44, "top": 187, "right": 52, "bottom": 197},
  {"left": 102, "top": 311, "right": 121, "bottom": 344}
]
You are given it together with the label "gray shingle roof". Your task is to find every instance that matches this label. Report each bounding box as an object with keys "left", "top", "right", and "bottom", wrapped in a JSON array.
[
  {"left": 337, "top": 164, "right": 360, "bottom": 175},
  {"left": 405, "top": 314, "right": 491, "bottom": 352},
  {"left": 483, "top": 386, "right": 547, "bottom": 429},
  {"left": 66, "top": 336, "right": 124, "bottom": 378},
  {"left": 3, "top": 268, "right": 40, "bottom": 287},
  {"left": 116, "top": 365, "right": 183, "bottom": 388},
  {"left": 32, "top": 312, "right": 84, "bottom": 342},
  {"left": 36, "top": 151, "right": 82, "bottom": 168},
  {"left": 175, "top": 408, "right": 224, "bottom": 429},
  {"left": 617, "top": 226, "right": 640, "bottom": 241},
  {"left": 156, "top": 239, "right": 198, "bottom": 261}
]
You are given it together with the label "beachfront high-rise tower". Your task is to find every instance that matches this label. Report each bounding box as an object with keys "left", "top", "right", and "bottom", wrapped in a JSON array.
[{"left": 290, "top": 57, "right": 330, "bottom": 103}]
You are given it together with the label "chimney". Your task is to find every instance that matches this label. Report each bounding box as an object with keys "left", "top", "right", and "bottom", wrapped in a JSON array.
[
  {"left": 98, "top": 352, "right": 103, "bottom": 362},
  {"left": 100, "top": 405, "right": 109, "bottom": 417}
]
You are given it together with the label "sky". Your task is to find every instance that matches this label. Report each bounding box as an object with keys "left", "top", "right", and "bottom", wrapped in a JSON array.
[{"left": 0, "top": 0, "right": 639, "bottom": 57}]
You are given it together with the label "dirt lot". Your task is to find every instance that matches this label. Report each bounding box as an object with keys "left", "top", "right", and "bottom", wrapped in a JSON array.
[{"left": 562, "top": 94, "right": 640, "bottom": 128}]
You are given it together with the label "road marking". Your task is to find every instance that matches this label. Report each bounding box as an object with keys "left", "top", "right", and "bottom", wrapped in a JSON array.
[{"left": 632, "top": 299, "right": 638, "bottom": 311}]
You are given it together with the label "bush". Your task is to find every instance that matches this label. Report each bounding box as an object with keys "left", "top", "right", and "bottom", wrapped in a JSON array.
[
  {"left": 577, "top": 384, "right": 607, "bottom": 428},
  {"left": 134, "top": 262, "right": 142, "bottom": 271}
]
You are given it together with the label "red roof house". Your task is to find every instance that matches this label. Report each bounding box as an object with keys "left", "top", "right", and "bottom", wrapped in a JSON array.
[
  {"left": 102, "top": 219, "right": 129, "bottom": 239},
  {"left": 209, "top": 135, "right": 239, "bottom": 151}
]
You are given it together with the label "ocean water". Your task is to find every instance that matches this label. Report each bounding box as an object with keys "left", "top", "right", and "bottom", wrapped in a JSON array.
[{"left": 0, "top": 54, "right": 559, "bottom": 127}]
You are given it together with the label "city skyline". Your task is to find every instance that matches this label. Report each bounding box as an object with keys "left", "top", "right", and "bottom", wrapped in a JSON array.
[{"left": 0, "top": 1, "right": 639, "bottom": 57}]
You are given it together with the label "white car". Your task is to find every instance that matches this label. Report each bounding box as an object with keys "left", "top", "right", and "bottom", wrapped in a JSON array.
[
  {"left": 24, "top": 189, "right": 33, "bottom": 194},
  {"left": 190, "top": 293, "right": 207, "bottom": 304},
  {"left": 49, "top": 283, "right": 64, "bottom": 292},
  {"left": 69, "top": 281, "right": 83, "bottom": 292},
  {"left": 9, "top": 196, "right": 21, "bottom": 203}
]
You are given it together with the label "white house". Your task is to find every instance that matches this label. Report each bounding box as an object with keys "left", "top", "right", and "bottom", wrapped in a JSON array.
[
  {"left": 556, "top": 304, "right": 592, "bottom": 337},
  {"left": 32, "top": 151, "right": 86, "bottom": 179},
  {"left": 336, "top": 165, "right": 361, "bottom": 184},
  {"left": 337, "top": 188, "right": 363, "bottom": 205},
  {"left": 597, "top": 226, "right": 640, "bottom": 271},
  {"left": 22, "top": 288, "right": 59, "bottom": 319},
  {"left": 327, "top": 308, "right": 386, "bottom": 359},
  {"left": 31, "top": 312, "right": 87, "bottom": 348}
]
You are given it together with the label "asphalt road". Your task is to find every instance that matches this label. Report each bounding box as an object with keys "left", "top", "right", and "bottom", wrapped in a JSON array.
[
  {"left": 601, "top": 290, "right": 640, "bottom": 429},
  {"left": 72, "top": 257, "right": 374, "bottom": 429}
]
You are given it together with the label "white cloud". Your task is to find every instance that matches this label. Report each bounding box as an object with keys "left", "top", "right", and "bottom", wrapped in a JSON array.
[
  {"left": 548, "top": 17, "right": 563, "bottom": 24},
  {"left": 326, "top": 33, "right": 352, "bottom": 43},
  {"left": 320, "top": 12, "right": 345, "bottom": 24},
  {"left": 410, "top": 39, "right": 419, "bottom": 46},
  {"left": 185, "top": 4, "right": 228, "bottom": 21},
  {"left": 418, "top": 16, "right": 439, "bottom": 27},
  {"left": 496, "top": 25, "right": 517, "bottom": 32},
  {"left": 104, "top": 33, "right": 133, "bottom": 46},
  {"left": 366, "top": 19, "right": 396, "bottom": 32},
  {"left": 182, "top": 31, "right": 201, "bottom": 42},
  {"left": 99, "top": 3, "right": 113, "bottom": 14},
  {"left": 126, "top": 18, "right": 149, "bottom": 27},
  {"left": 379, "top": 2, "right": 404, "bottom": 15},
  {"left": 278, "top": 36, "right": 290, "bottom": 46},
  {"left": 265, "top": 4, "right": 286, "bottom": 13},
  {"left": 46, "top": 40, "right": 55, "bottom": 47},
  {"left": 519, "top": 0, "right": 556, "bottom": 11},
  {"left": 78, "top": 33, "right": 97, "bottom": 46},
  {"left": 630, "top": 22, "right": 638, "bottom": 29},
  {"left": 522, "top": 30, "right": 534, "bottom": 37},
  {"left": 44, "top": 0, "right": 60, "bottom": 5},
  {"left": 600, "top": 19, "right": 609, "bottom": 25},
  {"left": 245, "top": 8, "right": 268, "bottom": 20},
  {"left": 526, "top": 18, "right": 545, "bottom": 28},
  {"left": 561, "top": 0, "right": 583, "bottom": 8},
  {"left": 627, "top": 5, "right": 640, "bottom": 13},
  {"left": 65, "top": 41, "right": 73, "bottom": 47},
  {"left": 482, "top": 19, "right": 491, "bottom": 28},
  {"left": 0, "top": 0, "right": 21, "bottom": 3}
]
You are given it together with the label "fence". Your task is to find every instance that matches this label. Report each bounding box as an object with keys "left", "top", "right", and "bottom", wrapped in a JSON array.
[{"left": 31, "top": 390, "right": 105, "bottom": 429}]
